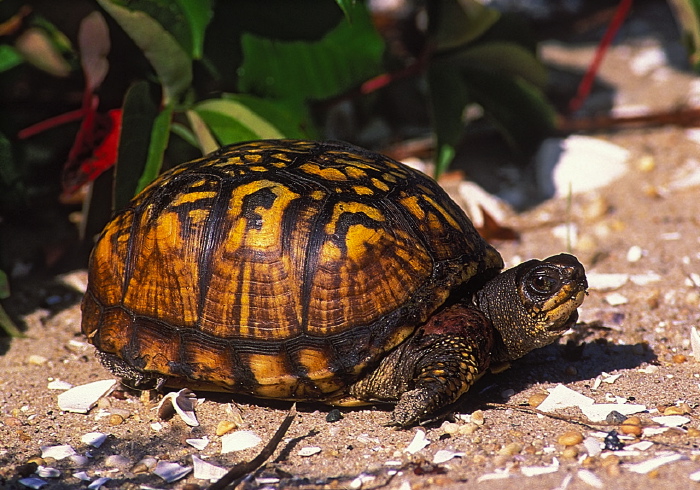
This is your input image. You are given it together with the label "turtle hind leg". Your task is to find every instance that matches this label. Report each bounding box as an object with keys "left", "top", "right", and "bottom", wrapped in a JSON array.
[{"left": 349, "top": 304, "right": 494, "bottom": 427}]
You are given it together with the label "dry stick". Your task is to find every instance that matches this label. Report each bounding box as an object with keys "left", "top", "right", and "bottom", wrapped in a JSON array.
[{"left": 207, "top": 405, "right": 297, "bottom": 490}]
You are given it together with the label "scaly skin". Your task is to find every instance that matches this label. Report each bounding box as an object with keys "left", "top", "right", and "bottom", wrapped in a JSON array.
[{"left": 348, "top": 253, "right": 587, "bottom": 427}]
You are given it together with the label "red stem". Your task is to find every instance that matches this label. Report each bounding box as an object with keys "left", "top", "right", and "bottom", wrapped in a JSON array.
[{"left": 568, "top": 0, "right": 634, "bottom": 113}]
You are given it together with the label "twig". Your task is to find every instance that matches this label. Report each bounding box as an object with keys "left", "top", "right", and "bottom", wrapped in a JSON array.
[{"left": 207, "top": 404, "right": 297, "bottom": 490}]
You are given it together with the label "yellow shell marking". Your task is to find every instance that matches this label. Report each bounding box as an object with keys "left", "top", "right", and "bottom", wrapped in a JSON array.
[
  {"left": 399, "top": 195, "right": 426, "bottom": 221},
  {"left": 352, "top": 185, "right": 374, "bottom": 195},
  {"left": 299, "top": 163, "right": 347, "bottom": 181},
  {"left": 422, "top": 194, "right": 460, "bottom": 230},
  {"left": 170, "top": 191, "right": 217, "bottom": 206},
  {"left": 325, "top": 201, "right": 386, "bottom": 235},
  {"left": 371, "top": 178, "right": 390, "bottom": 191}
]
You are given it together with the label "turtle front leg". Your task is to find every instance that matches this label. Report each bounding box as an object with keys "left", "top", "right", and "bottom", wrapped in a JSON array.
[{"left": 348, "top": 305, "right": 494, "bottom": 427}]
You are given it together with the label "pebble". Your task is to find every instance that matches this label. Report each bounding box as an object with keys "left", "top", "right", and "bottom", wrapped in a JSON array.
[
  {"left": 626, "top": 245, "right": 643, "bottom": 262},
  {"left": 104, "top": 454, "right": 131, "bottom": 468},
  {"left": 132, "top": 456, "right": 157, "bottom": 474},
  {"left": 441, "top": 422, "right": 460, "bottom": 435},
  {"left": 108, "top": 414, "right": 125, "bottom": 426},
  {"left": 27, "top": 355, "right": 47, "bottom": 365},
  {"left": 326, "top": 409, "right": 343, "bottom": 423},
  {"left": 606, "top": 411, "right": 628, "bottom": 424},
  {"left": 688, "top": 427, "right": 700, "bottom": 437},
  {"left": 663, "top": 405, "right": 689, "bottom": 415},
  {"left": 497, "top": 442, "right": 522, "bottom": 456},
  {"left": 562, "top": 446, "right": 579, "bottom": 459},
  {"left": 458, "top": 423, "right": 479, "bottom": 435},
  {"left": 620, "top": 416, "right": 643, "bottom": 437},
  {"left": 604, "top": 431, "right": 624, "bottom": 451},
  {"left": 558, "top": 431, "right": 584, "bottom": 446},
  {"left": 527, "top": 393, "right": 548, "bottom": 407},
  {"left": 216, "top": 420, "right": 237, "bottom": 436},
  {"left": 672, "top": 354, "right": 687, "bottom": 364},
  {"left": 470, "top": 410, "right": 485, "bottom": 426}
]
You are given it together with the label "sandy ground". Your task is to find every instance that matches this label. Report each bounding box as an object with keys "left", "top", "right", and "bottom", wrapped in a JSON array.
[{"left": 3, "top": 1, "right": 700, "bottom": 489}]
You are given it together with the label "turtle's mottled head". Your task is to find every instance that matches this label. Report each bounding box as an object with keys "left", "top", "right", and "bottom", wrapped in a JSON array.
[{"left": 475, "top": 253, "right": 587, "bottom": 362}]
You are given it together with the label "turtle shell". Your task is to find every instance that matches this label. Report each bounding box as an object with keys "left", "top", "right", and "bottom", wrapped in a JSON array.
[{"left": 82, "top": 140, "right": 503, "bottom": 400}]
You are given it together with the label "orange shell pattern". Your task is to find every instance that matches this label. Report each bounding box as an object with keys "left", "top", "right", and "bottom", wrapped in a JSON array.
[{"left": 82, "top": 140, "right": 503, "bottom": 400}]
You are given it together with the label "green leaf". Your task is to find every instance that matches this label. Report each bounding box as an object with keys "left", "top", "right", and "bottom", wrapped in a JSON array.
[
  {"left": 668, "top": 0, "right": 700, "bottom": 70},
  {"left": 0, "top": 269, "right": 9, "bottom": 300},
  {"left": 135, "top": 104, "right": 173, "bottom": 194},
  {"left": 113, "top": 81, "right": 159, "bottom": 211},
  {"left": 335, "top": 0, "right": 356, "bottom": 21},
  {"left": 0, "top": 271, "right": 23, "bottom": 338},
  {"left": 174, "top": 0, "right": 212, "bottom": 59},
  {"left": 462, "top": 69, "right": 554, "bottom": 155},
  {"left": 427, "top": 63, "right": 471, "bottom": 176},
  {"left": 440, "top": 41, "right": 548, "bottom": 88},
  {"left": 428, "top": 45, "right": 554, "bottom": 174},
  {"left": 186, "top": 110, "right": 219, "bottom": 154},
  {"left": 430, "top": 0, "right": 500, "bottom": 51},
  {"left": 238, "top": 2, "right": 384, "bottom": 102},
  {"left": 0, "top": 45, "right": 23, "bottom": 72},
  {"left": 193, "top": 97, "right": 294, "bottom": 145},
  {"left": 97, "top": 0, "right": 192, "bottom": 103}
]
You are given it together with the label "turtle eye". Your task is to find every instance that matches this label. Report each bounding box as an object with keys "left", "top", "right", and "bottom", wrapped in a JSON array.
[{"left": 527, "top": 269, "right": 561, "bottom": 295}]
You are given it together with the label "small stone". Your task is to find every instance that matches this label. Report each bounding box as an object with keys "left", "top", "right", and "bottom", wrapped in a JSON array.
[
  {"left": 470, "top": 410, "right": 485, "bottom": 426},
  {"left": 497, "top": 442, "right": 522, "bottom": 456},
  {"left": 441, "top": 422, "right": 460, "bottom": 435},
  {"left": 637, "top": 155, "right": 655, "bottom": 172},
  {"left": 626, "top": 245, "right": 643, "bottom": 262},
  {"left": 672, "top": 354, "right": 687, "bottom": 364},
  {"left": 132, "top": 457, "right": 157, "bottom": 474},
  {"left": 606, "top": 411, "right": 628, "bottom": 424},
  {"left": 298, "top": 446, "right": 322, "bottom": 457},
  {"left": 527, "top": 393, "right": 548, "bottom": 407},
  {"left": 604, "top": 431, "right": 624, "bottom": 451},
  {"left": 28, "top": 355, "right": 48, "bottom": 365},
  {"left": 561, "top": 446, "right": 578, "bottom": 459},
  {"left": 108, "top": 414, "right": 125, "bottom": 426},
  {"left": 688, "top": 427, "right": 700, "bottom": 438},
  {"left": 5, "top": 416, "right": 22, "bottom": 427},
  {"left": 557, "top": 431, "right": 584, "bottom": 446},
  {"left": 620, "top": 416, "right": 642, "bottom": 436},
  {"left": 216, "top": 420, "right": 238, "bottom": 436},
  {"left": 104, "top": 454, "right": 131, "bottom": 469},
  {"left": 326, "top": 409, "right": 343, "bottom": 423},
  {"left": 663, "top": 405, "right": 687, "bottom": 416},
  {"left": 459, "top": 423, "right": 479, "bottom": 435}
]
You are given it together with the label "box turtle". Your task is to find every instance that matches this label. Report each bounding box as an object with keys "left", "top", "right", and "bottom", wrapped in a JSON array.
[{"left": 82, "top": 139, "right": 587, "bottom": 426}]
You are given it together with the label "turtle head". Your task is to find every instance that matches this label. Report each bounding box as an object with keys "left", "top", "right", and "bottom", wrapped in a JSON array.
[{"left": 474, "top": 253, "right": 587, "bottom": 362}]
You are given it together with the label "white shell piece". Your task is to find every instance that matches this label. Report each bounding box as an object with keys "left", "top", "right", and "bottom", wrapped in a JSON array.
[
  {"left": 651, "top": 415, "right": 691, "bottom": 427},
  {"left": 577, "top": 469, "right": 603, "bottom": 488},
  {"left": 432, "top": 449, "right": 465, "bottom": 464},
  {"left": 47, "top": 380, "right": 73, "bottom": 390},
  {"left": 186, "top": 436, "right": 210, "bottom": 451},
  {"left": 158, "top": 388, "right": 200, "bottom": 427},
  {"left": 220, "top": 430, "right": 262, "bottom": 454},
  {"left": 535, "top": 136, "right": 629, "bottom": 199},
  {"left": 404, "top": 429, "right": 430, "bottom": 454},
  {"left": 585, "top": 273, "right": 629, "bottom": 290},
  {"left": 625, "top": 453, "right": 684, "bottom": 474},
  {"left": 17, "top": 477, "right": 48, "bottom": 489},
  {"left": 57, "top": 379, "right": 116, "bottom": 413},
  {"left": 40, "top": 444, "right": 76, "bottom": 460},
  {"left": 153, "top": 461, "right": 192, "bottom": 483},
  {"left": 192, "top": 455, "right": 228, "bottom": 482},
  {"left": 81, "top": 432, "right": 107, "bottom": 448},
  {"left": 691, "top": 327, "right": 700, "bottom": 361},
  {"left": 87, "top": 477, "right": 111, "bottom": 490},
  {"left": 605, "top": 292, "right": 628, "bottom": 306},
  {"left": 298, "top": 446, "right": 322, "bottom": 457},
  {"left": 35, "top": 466, "right": 60, "bottom": 478}
]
